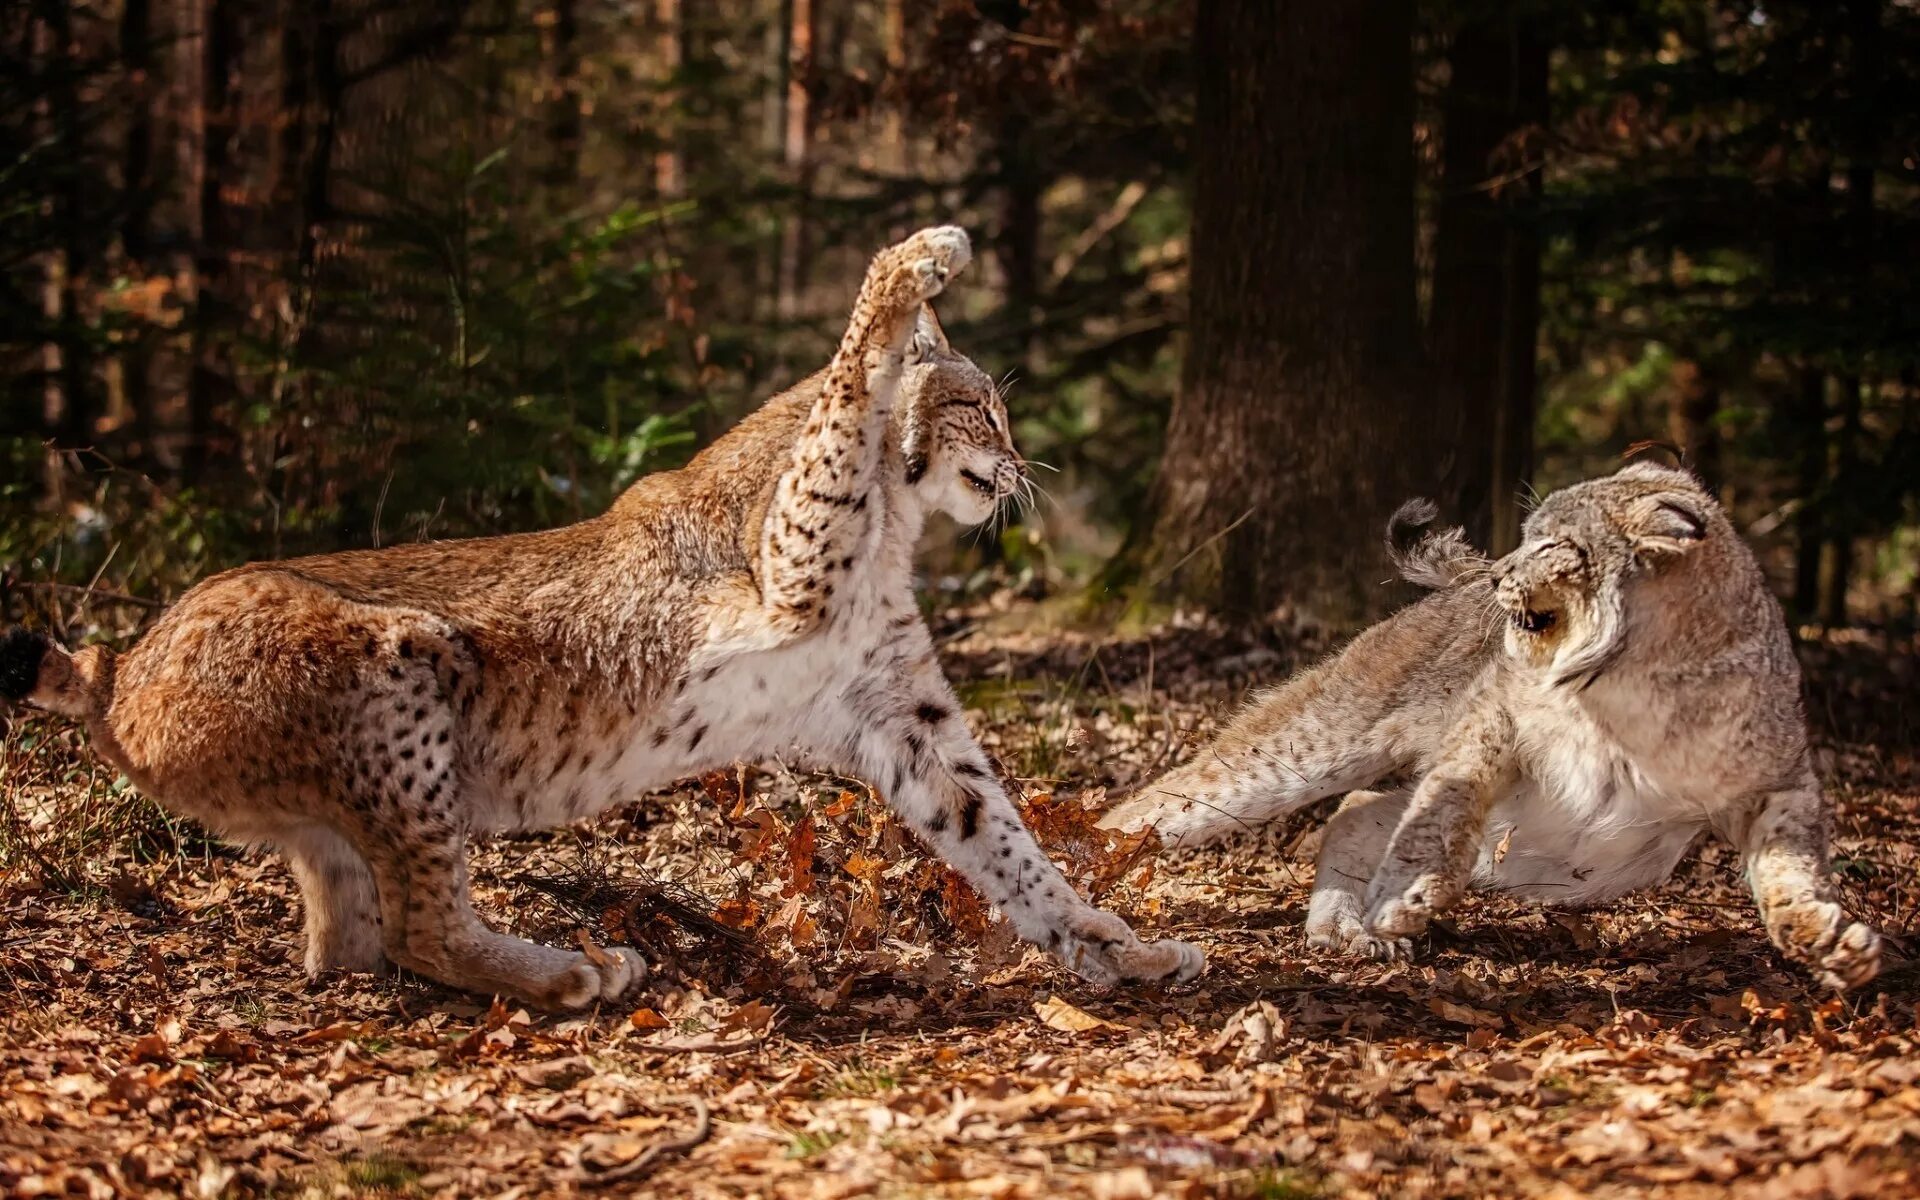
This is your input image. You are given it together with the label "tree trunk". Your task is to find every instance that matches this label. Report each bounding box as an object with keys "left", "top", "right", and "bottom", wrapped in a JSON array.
[
  {"left": 1821, "top": 0, "right": 1881, "bottom": 627},
  {"left": 36, "top": 0, "right": 96, "bottom": 448},
  {"left": 652, "top": 0, "right": 683, "bottom": 198},
  {"left": 1429, "top": 12, "right": 1547, "bottom": 553},
  {"left": 119, "top": 0, "right": 155, "bottom": 457},
  {"left": 1123, "top": 0, "right": 1428, "bottom": 625},
  {"left": 543, "top": 0, "right": 581, "bottom": 187},
  {"left": 1667, "top": 359, "right": 1722, "bottom": 495},
  {"left": 1790, "top": 367, "right": 1827, "bottom": 624},
  {"left": 186, "top": 0, "right": 242, "bottom": 480},
  {"left": 1821, "top": 373, "right": 1862, "bottom": 627},
  {"left": 775, "top": 0, "right": 813, "bottom": 324},
  {"left": 879, "top": 0, "right": 907, "bottom": 175}
]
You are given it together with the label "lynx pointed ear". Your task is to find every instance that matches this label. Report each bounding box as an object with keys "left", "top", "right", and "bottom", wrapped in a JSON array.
[
  {"left": 906, "top": 304, "right": 950, "bottom": 364},
  {"left": 1628, "top": 494, "right": 1708, "bottom": 558}
]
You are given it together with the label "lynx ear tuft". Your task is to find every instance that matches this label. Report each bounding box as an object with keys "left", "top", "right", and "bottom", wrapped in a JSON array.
[
  {"left": 1628, "top": 495, "right": 1707, "bottom": 557},
  {"left": 906, "top": 304, "right": 950, "bottom": 364}
]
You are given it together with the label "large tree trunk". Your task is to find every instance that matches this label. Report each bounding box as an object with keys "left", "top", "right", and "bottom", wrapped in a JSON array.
[
  {"left": 1123, "top": 0, "right": 1428, "bottom": 625},
  {"left": 1429, "top": 11, "right": 1547, "bottom": 553}
]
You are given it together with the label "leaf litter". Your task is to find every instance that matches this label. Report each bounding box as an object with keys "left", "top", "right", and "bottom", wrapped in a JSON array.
[{"left": 0, "top": 610, "right": 1915, "bottom": 1197}]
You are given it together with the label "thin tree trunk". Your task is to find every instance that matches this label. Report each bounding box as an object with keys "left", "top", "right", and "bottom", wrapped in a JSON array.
[
  {"left": 119, "top": 0, "right": 155, "bottom": 457},
  {"left": 1822, "top": 0, "right": 1882, "bottom": 627},
  {"left": 1668, "top": 359, "right": 1722, "bottom": 495},
  {"left": 186, "top": 0, "right": 241, "bottom": 480},
  {"left": 1790, "top": 368, "right": 1827, "bottom": 623},
  {"left": 653, "top": 0, "right": 683, "bottom": 198},
  {"left": 544, "top": 0, "right": 581, "bottom": 188},
  {"left": 1821, "top": 374, "right": 1862, "bottom": 626},
  {"left": 880, "top": 0, "right": 907, "bottom": 175},
  {"left": 1122, "top": 0, "right": 1428, "bottom": 625},
  {"left": 36, "top": 0, "right": 95, "bottom": 448},
  {"left": 775, "top": 0, "right": 813, "bottom": 324},
  {"left": 1429, "top": 12, "right": 1547, "bottom": 553}
]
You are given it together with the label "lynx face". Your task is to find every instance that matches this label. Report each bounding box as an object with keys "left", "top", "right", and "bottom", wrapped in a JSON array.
[
  {"left": 1495, "top": 462, "right": 1713, "bottom": 686},
  {"left": 900, "top": 312, "right": 1024, "bottom": 527}
]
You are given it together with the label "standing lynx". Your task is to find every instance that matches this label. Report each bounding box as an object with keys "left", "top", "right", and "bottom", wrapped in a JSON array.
[
  {"left": 2, "top": 226, "right": 1201, "bottom": 1009},
  {"left": 1105, "top": 463, "right": 1881, "bottom": 991}
]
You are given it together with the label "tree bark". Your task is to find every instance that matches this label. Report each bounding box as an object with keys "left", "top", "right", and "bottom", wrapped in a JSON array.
[
  {"left": 1429, "top": 11, "right": 1547, "bottom": 553},
  {"left": 543, "top": 0, "right": 581, "bottom": 187},
  {"left": 775, "top": 0, "right": 814, "bottom": 324},
  {"left": 1667, "top": 359, "right": 1722, "bottom": 495},
  {"left": 119, "top": 0, "right": 155, "bottom": 455},
  {"left": 186, "top": 0, "right": 242, "bottom": 480},
  {"left": 1122, "top": 0, "right": 1429, "bottom": 625}
]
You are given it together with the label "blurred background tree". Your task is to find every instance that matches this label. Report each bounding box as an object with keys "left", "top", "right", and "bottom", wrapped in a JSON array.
[{"left": 3, "top": 0, "right": 1916, "bottom": 634}]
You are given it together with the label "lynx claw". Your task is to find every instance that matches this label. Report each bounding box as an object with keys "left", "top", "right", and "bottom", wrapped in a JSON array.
[
  {"left": 547, "top": 945, "right": 647, "bottom": 1010},
  {"left": 1308, "top": 918, "right": 1413, "bottom": 962},
  {"left": 1765, "top": 900, "right": 1883, "bottom": 992},
  {"left": 1815, "top": 921, "right": 1883, "bottom": 992},
  {"left": 1365, "top": 875, "right": 1447, "bottom": 940},
  {"left": 1058, "top": 909, "right": 1205, "bottom": 986}
]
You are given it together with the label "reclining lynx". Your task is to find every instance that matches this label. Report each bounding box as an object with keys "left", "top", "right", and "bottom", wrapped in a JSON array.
[
  {"left": 2, "top": 225, "right": 1201, "bottom": 1009},
  {"left": 1105, "top": 463, "right": 1881, "bottom": 991}
]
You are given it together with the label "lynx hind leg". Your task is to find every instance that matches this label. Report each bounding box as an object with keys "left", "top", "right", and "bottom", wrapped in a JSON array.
[
  {"left": 1101, "top": 677, "right": 1399, "bottom": 848},
  {"left": 1305, "top": 789, "right": 1413, "bottom": 961},
  {"left": 278, "top": 823, "right": 385, "bottom": 977},
  {"left": 366, "top": 828, "right": 644, "bottom": 1010},
  {"left": 343, "top": 636, "right": 643, "bottom": 1010}
]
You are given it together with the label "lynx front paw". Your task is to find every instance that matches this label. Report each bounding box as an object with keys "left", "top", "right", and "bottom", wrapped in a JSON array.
[
  {"left": 890, "top": 225, "right": 972, "bottom": 306},
  {"left": 1365, "top": 874, "right": 1450, "bottom": 940},
  {"left": 1306, "top": 910, "right": 1413, "bottom": 962},
  {"left": 1769, "top": 901, "right": 1883, "bottom": 991},
  {"left": 542, "top": 945, "right": 648, "bottom": 1011},
  {"left": 1056, "top": 908, "right": 1205, "bottom": 987}
]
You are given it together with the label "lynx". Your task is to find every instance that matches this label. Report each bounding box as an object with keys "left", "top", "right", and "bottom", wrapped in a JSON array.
[
  {"left": 2, "top": 226, "right": 1201, "bottom": 1009},
  {"left": 1104, "top": 463, "right": 1882, "bottom": 991}
]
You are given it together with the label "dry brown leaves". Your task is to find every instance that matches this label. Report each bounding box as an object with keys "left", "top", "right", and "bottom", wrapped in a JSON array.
[{"left": 1, "top": 614, "right": 1916, "bottom": 1198}]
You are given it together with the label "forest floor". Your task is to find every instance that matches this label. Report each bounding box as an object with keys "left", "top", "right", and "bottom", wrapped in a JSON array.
[{"left": 1, "top": 604, "right": 1917, "bottom": 1199}]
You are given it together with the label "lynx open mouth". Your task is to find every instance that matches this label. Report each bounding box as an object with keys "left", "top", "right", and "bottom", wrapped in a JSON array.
[
  {"left": 1513, "top": 607, "right": 1558, "bottom": 634},
  {"left": 960, "top": 468, "right": 996, "bottom": 498}
]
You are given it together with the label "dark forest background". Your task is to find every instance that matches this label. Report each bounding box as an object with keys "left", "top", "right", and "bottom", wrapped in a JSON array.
[{"left": 4, "top": 0, "right": 1917, "bottom": 634}]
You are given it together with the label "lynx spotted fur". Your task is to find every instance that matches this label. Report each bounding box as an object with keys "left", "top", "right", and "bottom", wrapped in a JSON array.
[{"left": 2, "top": 226, "right": 1202, "bottom": 1009}]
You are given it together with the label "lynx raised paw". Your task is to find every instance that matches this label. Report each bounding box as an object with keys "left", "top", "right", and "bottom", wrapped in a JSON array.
[
  {"left": 886, "top": 225, "right": 972, "bottom": 307},
  {"left": 540, "top": 945, "right": 648, "bottom": 1011},
  {"left": 1056, "top": 907, "right": 1205, "bottom": 986}
]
